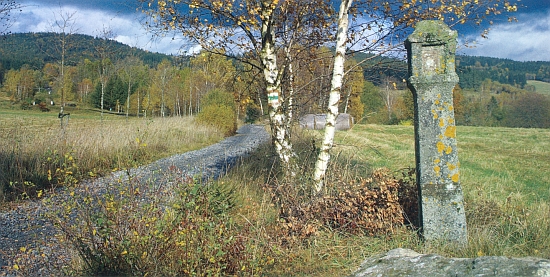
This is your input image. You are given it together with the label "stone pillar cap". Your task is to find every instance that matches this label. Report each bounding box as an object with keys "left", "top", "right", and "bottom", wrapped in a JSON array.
[{"left": 406, "top": 20, "right": 457, "bottom": 45}]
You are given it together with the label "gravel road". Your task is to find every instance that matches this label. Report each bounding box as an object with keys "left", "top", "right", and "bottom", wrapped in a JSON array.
[{"left": 0, "top": 124, "right": 270, "bottom": 276}]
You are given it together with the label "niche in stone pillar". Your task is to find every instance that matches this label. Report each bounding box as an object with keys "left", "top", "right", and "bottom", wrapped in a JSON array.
[{"left": 421, "top": 45, "right": 442, "bottom": 76}]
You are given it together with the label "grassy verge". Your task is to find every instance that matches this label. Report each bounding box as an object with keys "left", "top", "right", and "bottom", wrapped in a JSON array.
[
  {"left": 0, "top": 109, "right": 224, "bottom": 201},
  {"left": 331, "top": 124, "right": 550, "bottom": 203}
]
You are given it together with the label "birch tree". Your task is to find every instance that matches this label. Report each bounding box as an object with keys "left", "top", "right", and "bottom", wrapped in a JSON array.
[
  {"left": 118, "top": 56, "right": 147, "bottom": 118},
  {"left": 313, "top": 0, "right": 353, "bottom": 194},
  {"left": 47, "top": 8, "right": 78, "bottom": 128},
  {"left": 94, "top": 27, "right": 116, "bottom": 121}
]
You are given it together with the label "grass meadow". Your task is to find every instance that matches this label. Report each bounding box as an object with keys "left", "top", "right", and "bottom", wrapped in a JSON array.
[
  {"left": 0, "top": 109, "right": 223, "bottom": 201},
  {"left": 1, "top": 108, "right": 549, "bottom": 276},
  {"left": 528, "top": 80, "right": 550, "bottom": 96}
]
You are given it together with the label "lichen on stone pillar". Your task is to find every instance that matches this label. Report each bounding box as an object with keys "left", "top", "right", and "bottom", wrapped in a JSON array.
[{"left": 406, "top": 20, "right": 468, "bottom": 245}]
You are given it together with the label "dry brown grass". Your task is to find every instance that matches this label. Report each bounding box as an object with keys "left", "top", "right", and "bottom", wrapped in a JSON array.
[{"left": 0, "top": 110, "right": 223, "bottom": 201}]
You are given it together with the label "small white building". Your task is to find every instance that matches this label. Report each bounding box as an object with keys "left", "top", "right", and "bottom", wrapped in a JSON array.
[{"left": 299, "top": 113, "right": 354, "bottom": 131}]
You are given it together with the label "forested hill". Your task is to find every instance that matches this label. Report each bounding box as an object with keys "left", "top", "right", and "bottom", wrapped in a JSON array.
[
  {"left": 0, "top": 32, "right": 172, "bottom": 70},
  {"left": 352, "top": 51, "right": 550, "bottom": 90},
  {"left": 456, "top": 55, "right": 550, "bottom": 89}
]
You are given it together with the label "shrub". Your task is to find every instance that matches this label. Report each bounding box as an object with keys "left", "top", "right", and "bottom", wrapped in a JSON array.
[
  {"left": 197, "top": 105, "right": 237, "bottom": 136},
  {"left": 506, "top": 93, "right": 550, "bottom": 128},
  {"left": 197, "top": 89, "right": 237, "bottom": 136},
  {"left": 245, "top": 104, "right": 262, "bottom": 123},
  {"left": 19, "top": 100, "right": 32, "bottom": 110},
  {"left": 268, "top": 168, "right": 418, "bottom": 240},
  {"left": 45, "top": 169, "right": 273, "bottom": 276}
]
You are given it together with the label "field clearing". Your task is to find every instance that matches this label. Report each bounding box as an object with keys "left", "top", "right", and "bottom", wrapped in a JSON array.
[
  {"left": 328, "top": 124, "right": 550, "bottom": 204},
  {"left": 528, "top": 80, "right": 550, "bottom": 96}
]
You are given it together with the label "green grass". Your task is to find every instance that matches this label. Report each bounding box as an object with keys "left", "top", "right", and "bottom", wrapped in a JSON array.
[
  {"left": 458, "top": 126, "right": 550, "bottom": 204},
  {"left": 528, "top": 80, "right": 550, "bottom": 96},
  {"left": 328, "top": 124, "right": 550, "bottom": 203}
]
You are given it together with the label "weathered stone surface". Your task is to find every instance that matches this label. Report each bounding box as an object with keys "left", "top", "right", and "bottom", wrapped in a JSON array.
[
  {"left": 350, "top": 248, "right": 550, "bottom": 277},
  {"left": 299, "top": 113, "right": 353, "bottom": 130},
  {"left": 406, "top": 20, "right": 467, "bottom": 244}
]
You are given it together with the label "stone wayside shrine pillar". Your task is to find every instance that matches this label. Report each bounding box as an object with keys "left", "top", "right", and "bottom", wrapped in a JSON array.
[{"left": 405, "top": 21, "right": 468, "bottom": 245}]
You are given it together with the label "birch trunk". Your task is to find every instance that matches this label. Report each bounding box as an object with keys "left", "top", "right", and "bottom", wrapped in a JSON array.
[
  {"left": 260, "top": 1, "right": 297, "bottom": 176},
  {"left": 100, "top": 80, "right": 105, "bottom": 121},
  {"left": 313, "top": 0, "right": 353, "bottom": 194},
  {"left": 126, "top": 77, "right": 132, "bottom": 120},
  {"left": 284, "top": 47, "right": 295, "bottom": 138}
]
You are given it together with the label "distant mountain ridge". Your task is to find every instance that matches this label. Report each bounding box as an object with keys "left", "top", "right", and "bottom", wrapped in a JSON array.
[
  {"left": 0, "top": 32, "right": 172, "bottom": 70},
  {"left": 351, "top": 51, "right": 550, "bottom": 89},
  {"left": 1, "top": 32, "right": 549, "bottom": 90}
]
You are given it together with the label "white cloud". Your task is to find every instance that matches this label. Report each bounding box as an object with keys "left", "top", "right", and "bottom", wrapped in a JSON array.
[
  {"left": 11, "top": 2, "right": 187, "bottom": 55},
  {"left": 459, "top": 11, "right": 550, "bottom": 61},
  {"left": 11, "top": 2, "right": 550, "bottom": 61}
]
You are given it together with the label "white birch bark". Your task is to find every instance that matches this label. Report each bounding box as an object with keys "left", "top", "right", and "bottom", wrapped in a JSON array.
[
  {"left": 260, "top": 1, "right": 297, "bottom": 176},
  {"left": 313, "top": 0, "right": 353, "bottom": 194},
  {"left": 284, "top": 46, "right": 295, "bottom": 137}
]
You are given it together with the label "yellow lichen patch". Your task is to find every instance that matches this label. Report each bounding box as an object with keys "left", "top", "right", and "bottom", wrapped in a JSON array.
[
  {"left": 437, "top": 93, "right": 441, "bottom": 99},
  {"left": 447, "top": 162, "right": 456, "bottom": 171},
  {"left": 445, "top": 145, "right": 453, "bottom": 154},
  {"left": 434, "top": 158, "right": 441, "bottom": 164},
  {"left": 435, "top": 99, "right": 440, "bottom": 105},
  {"left": 432, "top": 109, "right": 438, "bottom": 119},
  {"left": 434, "top": 166, "right": 441, "bottom": 174},
  {"left": 444, "top": 126, "right": 456, "bottom": 138},
  {"left": 437, "top": 141, "right": 445, "bottom": 153},
  {"left": 451, "top": 173, "right": 459, "bottom": 183},
  {"left": 439, "top": 118, "right": 445, "bottom": 127}
]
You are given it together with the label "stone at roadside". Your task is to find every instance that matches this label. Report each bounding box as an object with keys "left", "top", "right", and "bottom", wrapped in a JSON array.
[{"left": 350, "top": 248, "right": 550, "bottom": 277}]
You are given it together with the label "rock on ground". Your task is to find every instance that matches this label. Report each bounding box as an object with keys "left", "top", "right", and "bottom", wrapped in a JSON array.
[{"left": 350, "top": 248, "right": 550, "bottom": 277}]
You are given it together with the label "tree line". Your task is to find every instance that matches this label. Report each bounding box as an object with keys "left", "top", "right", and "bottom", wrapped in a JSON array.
[
  {"left": 455, "top": 55, "right": 550, "bottom": 93},
  {"left": 0, "top": 45, "right": 366, "bottom": 120}
]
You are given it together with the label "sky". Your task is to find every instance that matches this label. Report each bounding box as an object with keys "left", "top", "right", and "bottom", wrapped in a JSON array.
[{"left": 8, "top": 0, "right": 550, "bottom": 62}]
